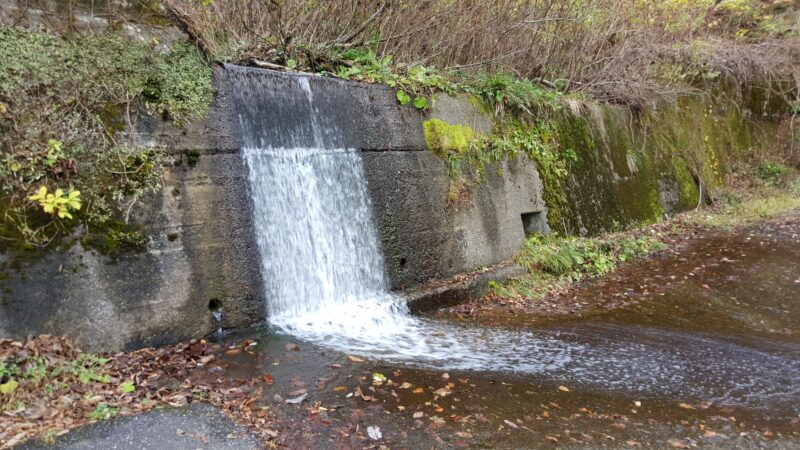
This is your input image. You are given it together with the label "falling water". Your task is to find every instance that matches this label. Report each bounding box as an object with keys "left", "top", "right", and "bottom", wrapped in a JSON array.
[{"left": 229, "top": 65, "right": 800, "bottom": 412}]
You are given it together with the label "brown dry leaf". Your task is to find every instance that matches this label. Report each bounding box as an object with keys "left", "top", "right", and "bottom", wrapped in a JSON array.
[
  {"left": 558, "top": 385, "right": 570, "bottom": 392},
  {"left": 412, "top": 387, "right": 425, "bottom": 394},
  {"left": 703, "top": 430, "right": 717, "bottom": 438},
  {"left": 668, "top": 439, "right": 689, "bottom": 448},
  {"left": 610, "top": 422, "right": 626, "bottom": 430},
  {"left": 678, "top": 403, "right": 695, "bottom": 410},
  {"left": 399, "top": 382, "right": 413, "bottom": 389},
  {"left": 333, "top": 386, "right": 347, "bottom": 392},
  {"left": 433, "top": 387, "right": 451, "bottom": 397},
  {"left": 625, "top": 440, "right": 641, "bottom": 447},
  {"left": 413, "top": 411, "right": 424, "bottom": 419},
  {"left": 503, "top": 419, "right": 519, "bottom": 429},
  {"left": 285, "top": 343, "right": 300, "bottom": 351},
  {"left": 346, "top": 355, "right": 364, "bottom": 363}
]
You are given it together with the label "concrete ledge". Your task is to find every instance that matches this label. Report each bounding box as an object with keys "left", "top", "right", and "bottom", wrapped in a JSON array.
[{"left": 404, "top": 262, "right": 526, "bottom": 314}]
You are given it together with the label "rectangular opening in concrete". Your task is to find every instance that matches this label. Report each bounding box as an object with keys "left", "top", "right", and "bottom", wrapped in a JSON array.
[{"left": 521, "top": 211, "right": 547, "bottom": 235}]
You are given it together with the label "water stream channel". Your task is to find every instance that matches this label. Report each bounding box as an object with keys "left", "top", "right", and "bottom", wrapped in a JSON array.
[{"left": 228, "top": 67, "right": 799, "bottom": 448}]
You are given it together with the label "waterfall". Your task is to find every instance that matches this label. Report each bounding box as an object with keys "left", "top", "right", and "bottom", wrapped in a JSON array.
[{"left": 229, "top": 66, "right": 800, "bottom": 411}]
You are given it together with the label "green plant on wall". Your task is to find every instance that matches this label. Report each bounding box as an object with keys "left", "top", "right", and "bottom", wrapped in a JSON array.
[
  {"left": 0, "top": 26, "right": 212, "bottom": 251},
  {"left": 28, "top": 187, "right": 82, "bottom": 220}
]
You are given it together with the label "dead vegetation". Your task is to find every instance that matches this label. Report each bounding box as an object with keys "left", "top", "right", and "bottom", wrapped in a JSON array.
[{"left": 159, "top": 0, "right": 799, "bottom": 107}]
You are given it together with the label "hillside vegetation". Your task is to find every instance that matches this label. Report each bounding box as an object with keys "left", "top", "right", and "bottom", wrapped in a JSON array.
[{"left": 163, "top": 0, "right": 799, "bottom": 106}]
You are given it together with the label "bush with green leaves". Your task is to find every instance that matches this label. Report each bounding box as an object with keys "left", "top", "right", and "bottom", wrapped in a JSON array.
[
  {"left": 515, "top": 233, "right": 666, "bottom": 281},
  {"left": 0, "top": 26, "right": 212, "bottom": 250}
]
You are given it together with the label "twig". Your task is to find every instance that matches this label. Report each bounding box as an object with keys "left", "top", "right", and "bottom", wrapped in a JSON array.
[{"left": 444, "top": 50, "right": 528, "bottom": 70}]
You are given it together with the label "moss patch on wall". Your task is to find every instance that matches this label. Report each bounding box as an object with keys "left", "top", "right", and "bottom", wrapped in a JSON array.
[{"left": 423, "top": 90, "right": 785, "bottom": 237}]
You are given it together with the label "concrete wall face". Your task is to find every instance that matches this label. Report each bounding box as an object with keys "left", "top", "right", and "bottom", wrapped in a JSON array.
[
  {"left": 0, "top": 151, "right": 266, "bottom": 351},
  {"left": 0, "top": 67, "right": 546, "bottom": 350}
]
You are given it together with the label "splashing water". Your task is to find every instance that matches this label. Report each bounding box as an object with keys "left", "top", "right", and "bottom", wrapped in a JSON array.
[{"left": 230, "top": 65, "right": 800, "bottom": 411}]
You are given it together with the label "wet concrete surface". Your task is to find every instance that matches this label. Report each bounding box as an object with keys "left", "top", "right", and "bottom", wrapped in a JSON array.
[{"left": 37, "top": 215, "right": 800, "bottom": 449}]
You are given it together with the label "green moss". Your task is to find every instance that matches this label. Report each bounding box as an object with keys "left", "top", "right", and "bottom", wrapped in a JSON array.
[
  {"left": 423, "top": 119, "right": 476, "bottom": 158},
  {"left": 185, "top": 150, "right": 202, "bottom": 168},
  {"left": 82, "top": 226, "right": 148, "bottom": 259}
]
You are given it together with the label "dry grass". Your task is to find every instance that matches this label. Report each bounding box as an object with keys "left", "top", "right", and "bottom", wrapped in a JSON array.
[{"left": 160, "top": 0, "right": 799, "bottom": 106}]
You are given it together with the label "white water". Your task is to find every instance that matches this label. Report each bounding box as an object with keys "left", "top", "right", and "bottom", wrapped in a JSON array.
[{"left": 232, "top": 66, "right": 800, "bottom": 411}]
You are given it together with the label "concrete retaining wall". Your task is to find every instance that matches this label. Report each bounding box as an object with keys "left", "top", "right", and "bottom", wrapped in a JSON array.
[{"left": 0, "top": 61, "right": 781, "bottom": 351}]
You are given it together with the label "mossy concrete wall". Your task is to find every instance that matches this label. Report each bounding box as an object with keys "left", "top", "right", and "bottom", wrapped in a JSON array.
[
  {"left": 542, "top": 97, "right": 781, "bottom": 235},
  {"left": 0, "top": 61, "right": 785, "bottom": 351},
  {"left": 0, "top": 67, "right": 264, "bottom": 352}
]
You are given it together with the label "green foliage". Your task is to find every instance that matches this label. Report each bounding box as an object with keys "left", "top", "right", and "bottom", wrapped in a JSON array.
[
  {"left": 463, "top": 73, "right": 563, "bottom": 116},
  {"left": 28, "top": 187, "right": 82, "bottom": 220},
  {"left": 0, "top": 380, "right": 18, "bottom": 395},
  {"left": 756, "top": 162, "right": 791, "bottom": 184},
  {"left": 515, "top": 233, "right": 667, "bottom": 281},
  {"left": 0, "top": 27, "right": 210, "bottom": 250},
  {"left": 88, "top": 402, "right": 118, "bottom": 421},
  {"left": 119, "top": 381, "right": 136, "bottom": 394},
  {"left": 396, "top": 90, "right": 411, "bottom": 106}
]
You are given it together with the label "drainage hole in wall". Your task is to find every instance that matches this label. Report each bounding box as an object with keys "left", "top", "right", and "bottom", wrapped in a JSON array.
[
  {"left": 521, "top": 211, "right": 548, "bottom": 235},
  {"left": 208, "top": 298, "right": 223, "bottom": 311},
  {"left": 399, "top": 257, "right": 407, "bottom": 268}
]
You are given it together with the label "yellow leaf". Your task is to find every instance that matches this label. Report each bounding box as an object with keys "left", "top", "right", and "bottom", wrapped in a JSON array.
[{"left": 0, "top": 380, "right": 18, "bottom": 394}]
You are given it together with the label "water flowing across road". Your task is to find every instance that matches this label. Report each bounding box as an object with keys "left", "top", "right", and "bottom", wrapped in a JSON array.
[{"left": 229, "top": 65, "right": 800, "bottom": 414}]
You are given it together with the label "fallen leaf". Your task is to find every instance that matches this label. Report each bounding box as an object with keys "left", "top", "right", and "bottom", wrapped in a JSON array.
[
  {"left": 1, "top": 380, "right": 19, "bottom": 394},
  {"left": 285, "top": 393, "right": 308, "bottom": 404},
  {"left": 678, "top": 402, "right": 695, "bottom": 410},
  {"left": 558, "top": 385, "right": 570, "bottom": 392},
  {"left": 668, "top": 439, "right": 689, "bottom": 448},
  {"left": 399, "top": 382, "right": 413, "bottom": 389},
  {"left": 433, "top": 387, "right": 451, "bottom": 397},
  {"left": 372, "top": 373, "right": 387, "bottom": 384},
  {"left": 413, "top": 411, "right": 424, "bottom": 419},
  {"left": 367, "top": 426, "right": 382, "bottom": 440},
  {"left": 347, "top": 355, "right": 364, "bottom": 363},
  {"left": 441, "top": 373, "right": 450, "bottom": 380},
  {"left": 503, "top": 419, "right": 519, "bottom": 429},
  {"left": 412, "top": 387, "right": 425, "bottom": 394},
  {"left": 333, "top": 386, "right": 347, "bottom": 391},
  {"left": 285, "top": 343, "right": 300, "bottom": 351}
]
